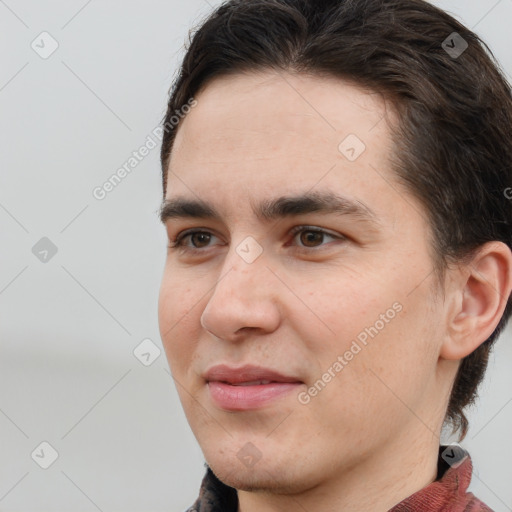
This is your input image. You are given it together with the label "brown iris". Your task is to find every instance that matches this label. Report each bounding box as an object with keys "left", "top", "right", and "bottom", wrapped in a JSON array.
[
  {"left": 190, "top": 232, "right": 211, "bottom": 248},
  {"left": 299, "top": 230, "right": 324, "bottom": 247}
]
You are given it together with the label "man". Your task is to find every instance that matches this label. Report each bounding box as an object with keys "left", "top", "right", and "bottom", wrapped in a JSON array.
[{"left": 157, "top": 0, "right": 512, "bottom": 510}]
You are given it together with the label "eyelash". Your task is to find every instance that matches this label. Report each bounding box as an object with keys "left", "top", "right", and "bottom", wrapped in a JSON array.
[{"left": 168, "top": 226, "right": 346, "bottom": 253}]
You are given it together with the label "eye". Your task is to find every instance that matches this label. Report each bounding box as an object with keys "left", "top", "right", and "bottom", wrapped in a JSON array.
[
  {"left": 168, "top": 226, "right": 346, "bottom": 253},
  {"left": 289, "top": 226, "right": 345, "bottom": 249},
  {"left": 169, "top": 230, "right": 222, "bottom": 250}
]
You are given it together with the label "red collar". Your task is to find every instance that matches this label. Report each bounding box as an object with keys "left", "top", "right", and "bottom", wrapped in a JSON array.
[{"left": 390, "top": 447, "right": 491, "bottom": 511}]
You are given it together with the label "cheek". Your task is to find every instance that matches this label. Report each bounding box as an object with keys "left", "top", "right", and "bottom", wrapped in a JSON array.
[
  {"left": 158, "top": 271, "right": 202, "bottom": 370},
  {"left": 158, "top": 261, "right": 210, "bottom": 329},
  {"left": 288, "top": 264, "right": 438, "bottom": 407},
  {"left": 286, "top": 266, "right": 388, "bottom": 355},
  {"left": 158, "top": 284, "right": 190, "bottom": 333}
]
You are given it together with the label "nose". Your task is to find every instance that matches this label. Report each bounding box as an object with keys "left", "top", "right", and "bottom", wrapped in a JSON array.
[{"left": 200, "top": 244, "right": 281, "bottom": 342}]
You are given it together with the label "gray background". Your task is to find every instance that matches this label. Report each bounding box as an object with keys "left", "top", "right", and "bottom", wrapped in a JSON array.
[{"left": 0, "top": 0, "right": 511, "bottom": 510}]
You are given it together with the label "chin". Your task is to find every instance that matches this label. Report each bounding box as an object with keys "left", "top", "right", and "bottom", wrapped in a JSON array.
[
  {"left": 215, "top": 467, "right": 298, "bottom": 494},
  {"left": 207, "top": 455, "right": 312, "bottom": 495}
]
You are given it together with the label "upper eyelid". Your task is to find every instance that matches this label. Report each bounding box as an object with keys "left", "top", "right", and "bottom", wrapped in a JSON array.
[
  {"left": 289, "top": 225, "right": 343, "bottom": 237},
  {"left": 174, "top": 228, "right": 221, "bottom": 241}
]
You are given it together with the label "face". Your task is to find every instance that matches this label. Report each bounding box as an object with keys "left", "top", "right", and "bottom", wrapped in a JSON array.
[{"left": 158, "top": 71, "right": 450, "bottom": 494}]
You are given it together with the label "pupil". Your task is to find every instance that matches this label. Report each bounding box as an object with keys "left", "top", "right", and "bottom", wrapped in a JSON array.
[
  {"left": 192, "top": 233, "right": 210, "bottom": 247},
  {"left": 301, "top": 231, "right": 323, "bottom": 247}
]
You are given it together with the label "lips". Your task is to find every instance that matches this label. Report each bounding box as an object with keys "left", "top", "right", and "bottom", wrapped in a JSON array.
[
  {"left": 204, "top": 364, "right": 302, "bottom": 385},
  {"left": 204, "top": 364, "right": 303, "bottom": 411}
]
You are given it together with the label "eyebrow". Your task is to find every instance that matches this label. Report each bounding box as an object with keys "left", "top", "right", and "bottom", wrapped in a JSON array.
[{"left": 159, "top": 191, "right": 381, "bottom": 228}]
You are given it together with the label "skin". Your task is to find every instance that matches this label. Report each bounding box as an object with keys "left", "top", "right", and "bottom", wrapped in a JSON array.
[{"left": 158, "top": 70, "right": 512, "bottom": 512}]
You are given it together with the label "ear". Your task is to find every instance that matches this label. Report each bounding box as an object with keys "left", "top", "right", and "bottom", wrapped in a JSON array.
[{"left": 440, "top": 241, "right": 512, "bottom": 361}]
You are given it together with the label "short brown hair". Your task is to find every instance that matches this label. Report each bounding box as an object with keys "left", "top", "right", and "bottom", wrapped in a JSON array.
[{"left": 160, "top": 0, "right": 512, "bottom": 440}]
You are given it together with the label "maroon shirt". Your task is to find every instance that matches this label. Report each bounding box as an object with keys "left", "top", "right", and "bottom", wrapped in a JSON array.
[{"left": 186, "top": 446, "right": 493, "bottom": 511}]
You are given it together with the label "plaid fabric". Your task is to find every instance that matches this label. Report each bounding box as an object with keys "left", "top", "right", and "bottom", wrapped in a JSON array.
[{"left": 186, "top": 446, "right": 493, "bottom": 511}]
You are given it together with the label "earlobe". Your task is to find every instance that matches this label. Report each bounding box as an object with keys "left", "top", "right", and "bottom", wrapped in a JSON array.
[{"left": 440, "top": 242, "right": 512, "bottom": 361}]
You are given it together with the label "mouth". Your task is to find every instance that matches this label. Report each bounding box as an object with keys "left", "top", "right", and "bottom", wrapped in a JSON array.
[
  {"left": 223, "top": 380, "right": 276, "bottom": 386},
  {"left": 204, "top": 364, "right": 304, "bottom": 411}
]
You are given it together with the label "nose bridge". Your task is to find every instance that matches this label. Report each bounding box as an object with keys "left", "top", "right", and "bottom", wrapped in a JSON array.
[
  {"left": 200, "top": 235, "right": 280, "bottom": 338},
  {"left": 215, "top": 234, "right": 269, "bottom": 300}
]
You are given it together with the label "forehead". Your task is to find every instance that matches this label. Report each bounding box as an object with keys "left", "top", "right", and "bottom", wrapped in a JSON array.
[
  {"left": 166, "top": 71, "right": 410, "bottom": 225},
  {"left": 172, "top": 70, "right": 394, "bottom": 161}
]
